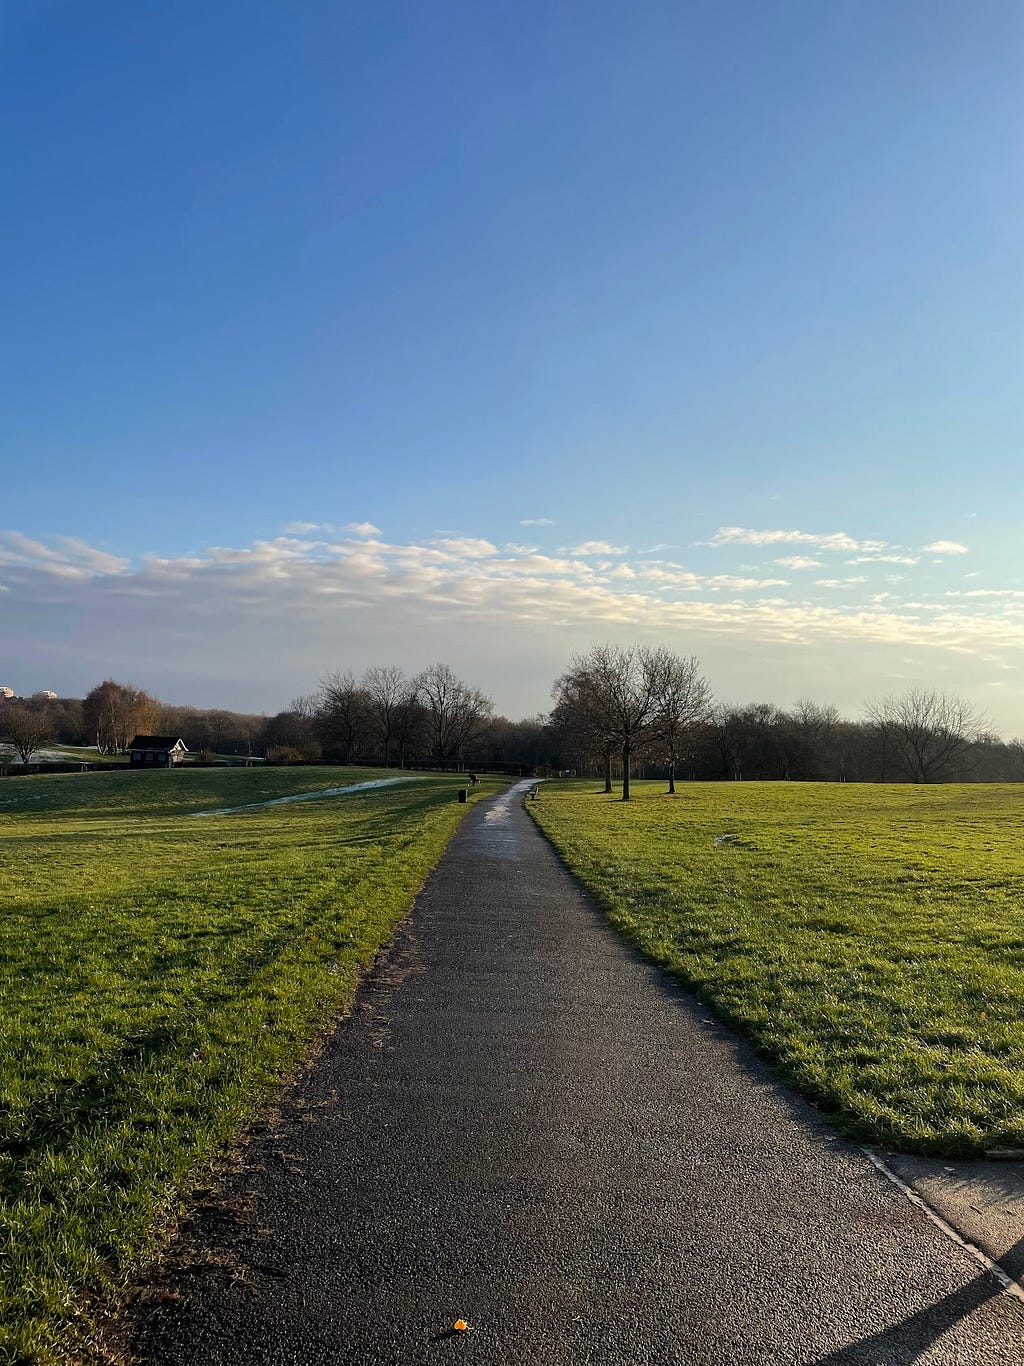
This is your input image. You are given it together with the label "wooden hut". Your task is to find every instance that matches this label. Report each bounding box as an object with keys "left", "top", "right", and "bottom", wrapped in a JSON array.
[{"left": 127, "top": 735, "right": 188, "bottom": 768}]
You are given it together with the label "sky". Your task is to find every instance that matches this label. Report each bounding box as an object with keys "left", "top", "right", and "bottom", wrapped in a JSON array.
[{"left": 2, "top": 2, "right": 1022, "bottom": 731}]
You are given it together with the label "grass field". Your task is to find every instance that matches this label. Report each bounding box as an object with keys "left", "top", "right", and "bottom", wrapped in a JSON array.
[
  {"left": 0, "top": 765, "right": 501, "bottom": 1365},
  {"left": 532, "top": 780, "right": 1024, "bottom": 1159}
]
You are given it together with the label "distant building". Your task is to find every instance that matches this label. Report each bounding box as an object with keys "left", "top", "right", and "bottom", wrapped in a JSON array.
[
  {"left": 32, "top": 691, "right": 58, "bottom": 701},
  {"left": 127, "top": 735, "right": 189, "bottom": 768},
  {"left": 0, "top": 687, "right": 14, "bottom": 700}
]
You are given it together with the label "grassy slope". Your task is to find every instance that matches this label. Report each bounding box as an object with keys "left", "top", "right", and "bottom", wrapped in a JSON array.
[
  {"left": 0, "top": 766, "right": 501, "bottom": 1365},
  {"left": 532, "top": 780, "right": 1024, "bottom": 1158}
]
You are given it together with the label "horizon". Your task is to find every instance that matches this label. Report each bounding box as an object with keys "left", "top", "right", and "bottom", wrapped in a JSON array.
[{"left": 2, "top": 4, "right": 1021, "bottom": 733}]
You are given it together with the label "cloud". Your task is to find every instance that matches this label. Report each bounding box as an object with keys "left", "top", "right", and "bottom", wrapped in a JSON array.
[
  {"left": 925, "top": 540, "right": 969, "bottom": 556},
  {"left": 4, "top": 526, "right": 1024, "bottom": 735},
  {"left": 775, "top": 556, "right": 822, "bottom": 570},
  {"left": 520, "top": 517, "right": 555, "bottom": 527},
  {"left": 0, "top": 531, "right": 129, "bottom": 578},
  {"left": 946, "top": 589, "right": 1024, "bottom": 599},
  {"left": 572, "top": 540, "right": 628, "bottom": 556},
  {"left": 430, "top": 537, "right": 498, "bottom": 559},
  {"left": 711, "top": 527, "right": 885, "bottom": 553},
  {"left": 283, "top": 520, "right": 381, "bottom": 538},
  {"left": 847, "top": 554, "right": 920, "bottom": 565}
]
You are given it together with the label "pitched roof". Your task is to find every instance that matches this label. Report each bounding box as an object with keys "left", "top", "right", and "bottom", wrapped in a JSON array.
[{"left": 127, "top": 735, "right": 188, "bottom": 750}]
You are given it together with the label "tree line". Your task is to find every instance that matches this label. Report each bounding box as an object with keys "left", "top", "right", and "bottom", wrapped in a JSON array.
[
  {"left": 0, "top": 666, "right": 503, "bottom": 770},
  {"left": 1, "top": 647, "right": 1022, "bottom": 784},
  {"left": 550, "top": 645, "right": 1021, "bottom": 792}
]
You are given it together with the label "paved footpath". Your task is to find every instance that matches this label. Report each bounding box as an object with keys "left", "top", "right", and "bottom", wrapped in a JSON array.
[{"left": 132, "top": 782, "right": 1024, "bottom": 1365}]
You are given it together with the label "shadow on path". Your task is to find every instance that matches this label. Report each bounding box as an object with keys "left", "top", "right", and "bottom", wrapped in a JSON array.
[{"left": 815, "top": 1235, "right": 1024, "bottom": 1364}]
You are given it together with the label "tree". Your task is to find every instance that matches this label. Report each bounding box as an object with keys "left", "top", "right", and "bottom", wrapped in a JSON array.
[
  {"left": 556, "top": 644, "right": 664, "bottom": 800},
  {"left": 550, "top": 665, "right": 617, "bottom": 792},
  {"left": 649, "top": 649, "right": 713, "bottom": 793},
  {"left": 415, "top": 663, "right": 492, "bottom": 764},
  {"left": 362, "top": 665, "right": 409, "bottom": 767},
  {"left": 710, "top": 705, "right": 745, "bottom": 780},
  {"left": 82, "top": 680, "right": 159, "bottom": 754},
  {"left": 263, "top": 702, "right": 321, "bottom": 762},
  {"left": 317, "top": 673, "right": 369, "bottom": 763},
  {"left": 790, "top": 699, "right": 841, "bottom": 780},
  {"left": 864, "top": 689, "right": 984, "bottom": 783},
  {"left": 392, "top": 683, "right": 426, "bottom": 769},
  {"left": 0, "top": 704, "right": 55, "bottom": 764}
]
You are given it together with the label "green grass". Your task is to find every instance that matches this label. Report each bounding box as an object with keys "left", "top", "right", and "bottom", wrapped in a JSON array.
[
  {"left": 0, "top": 765, "right": 502, "bottom": 1364},
  {"left": 38, "top": 746, "right": 126, "bottom": 764},
  {"left": 532, "top": 780, "right": 1024, "bottom": 1158}
]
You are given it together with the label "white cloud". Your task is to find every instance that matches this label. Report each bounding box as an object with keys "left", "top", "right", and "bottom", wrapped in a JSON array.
[
  {"left": 520, "top": 517, "right": 555, "bottom": 527},
  {"left": 847, "top": 554, "right": 920, "bottom": 565},
  {"left": 775, "top": 556, "right": 822, "bottom": 570},
  {"left": 712, "top": 527, "right": 885, "bottom": 553},
  {"left": 925, "top": 540, "right": 969, "bottom": 556},
  {"left": 431, "top": 537, "right": 498, "bottom": 559},
  {"left": 709, "top": 575, "right": 790, "bottom": 591},
  {"left": 283, "top": 520, "right": 382, "bottom": 538},
  {"left": 4, "top": 526, "right": 1024, "bottom": 735},
  {"left": 947, "top": 589, "right": 1024, "bottom": 599},
  {"left": 572, "top": 540, "right": 628, "bottom": 556},
  {"left": 815, "top": 577, "right": 868, "bottom": 588},
  {"left": 0, "top": 531, "right": 129, "bottom": 578}
]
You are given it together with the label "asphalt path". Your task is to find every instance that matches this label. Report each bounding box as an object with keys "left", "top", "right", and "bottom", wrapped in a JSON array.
[{"left": 131, "top": 781, "right": 1024, "bottom": 1364}]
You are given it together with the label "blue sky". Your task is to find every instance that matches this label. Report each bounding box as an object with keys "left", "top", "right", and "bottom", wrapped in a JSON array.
[{"left": 2, "top": 2, "right": 1022, "bottom": 729}]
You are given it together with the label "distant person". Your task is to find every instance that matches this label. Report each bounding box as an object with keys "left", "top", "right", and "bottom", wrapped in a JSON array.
[{"left": 468, "top": 773, "right": 478, "bottom": 786}]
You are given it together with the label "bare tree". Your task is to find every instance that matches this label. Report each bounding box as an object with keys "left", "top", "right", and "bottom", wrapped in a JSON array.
[
  {"left": 789, "top": 698, "right": 841, "bottom": 780},
  {"left": 864, "top": 689, "right": 984, "bottom": 783},
  {"left": 416, "top": 663, "right": 492, "bottom": 764},
  {"left": 557, "top": 644, "right": 664, "bottom": 800},
  {"left": 649, "top": 649, "right": 713, "bottom": 793},
  {"left": 392, "top": 682, "right": 425, "bottom": 769},
  {"left": 317, "top": 673, "right": 369, "bottom": 763},
  {"left": 550, "top": 664, "right": 617, "bottom": 792},
  {"left": 792, "top": 698, "right": 840, "bottom": 739},
  {"left": 710, "top": 705, "right": 745, "bottom": 780},
  {"left": 362, "top": 665, "right": 409, "bottom": 767},
  {"left": 263, "top": 703, "right": 321, "bottom": 762},
  {"left": 1, "top": 704, "right": 55, "bottom": 764}
]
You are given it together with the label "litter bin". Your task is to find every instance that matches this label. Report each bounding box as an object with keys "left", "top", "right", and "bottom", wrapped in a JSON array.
[{"left": 457, "top": 788, "right": 467, "bottom": 803}]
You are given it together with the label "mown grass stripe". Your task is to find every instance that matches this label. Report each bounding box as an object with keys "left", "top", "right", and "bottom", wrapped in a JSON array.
[
  {"left": 531, "top": 779, "right": 1024, "bottom": 1158},
  {"left": 0, "top": 765, "right": 501, "bottom": 1365}
]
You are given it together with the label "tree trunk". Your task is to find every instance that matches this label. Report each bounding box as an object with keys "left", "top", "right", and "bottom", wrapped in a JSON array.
[
  {"left": 603, "top": 751, "right": 612, "bottom": 793},
  {"left": 622, "top": 743, "right": 631, "bottom": 801},
  {"left": 667, "top": 756, "right": 676, "bottom": 795}
]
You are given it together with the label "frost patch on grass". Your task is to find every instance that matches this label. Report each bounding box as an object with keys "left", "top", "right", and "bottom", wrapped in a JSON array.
[{"left": 191, "top": 776, "right": 415, "bottom": 817}]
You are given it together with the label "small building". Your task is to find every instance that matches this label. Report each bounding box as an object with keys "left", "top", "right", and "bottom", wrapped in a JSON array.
[
  {"left": 127, "top": 735, "right": 188, "bottom": 768},
  {"left": 0, "top": 687, "right": 14, "bottom": 700}
]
